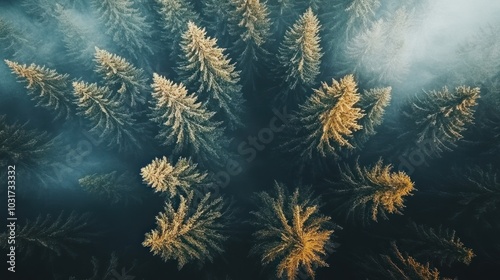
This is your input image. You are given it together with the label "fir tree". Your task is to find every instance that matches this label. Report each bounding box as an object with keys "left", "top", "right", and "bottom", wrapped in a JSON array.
[
  {"left": 0, "top": 211, "right": 93, "bottom": 259},
  {"left": 353, "top": 86, "right": 391, "bottom": 147},
  {"left": 0, "top": 115, "right": 58, "bottom": 185},
  {"left": 5, "top": 60, "right": 74, "bottom": 121},
  {"left": 201, "top": 0, "right": 232, "bottom": 47},
  {"left": 343, "top": 0, "right": 381, "bottom": 37},
  {"left": 282, "top": 75, "right": 365, "bottom": 161},
  {"left": 398, "top": 86, "right": 480, "bottom": 158},
  {"left": 363, "top": 242, "right": 441, "bottom": 280},
  {"left": 178, "top": 21, "right": 245, "bottom": 130},
  {"left": 141, "top": 156, "right": 210, "bottom": 198},
  {"left": 73, "top": 81, "right": 142, "bottom": 152},
  {"left": 267, "top": 0, "right": 297, "bottom": 39},
  {"left": 250, "top": 182, "right": 338, "bottom": 280},
  {"left": 92, "top": 0, "right": 153, "bottom": 64},
  {"left": 155, "top": 0, "right": 200, "bottom": 58},
  {"left": 150, "top": 74, "right": 231, "bottom": 170},
  {"left": 0, "top": 18, "right": 31, "bottom": 60},
  {"left": 402, "top": 223, "right": 475, "bottom": 266},
  {"left": 331, "top": 159, "right": 415, "bottom": 225},
  {"left": 94, "top": 47, "right": 148, "bottom": 108},
  {"left": 142, "top": 191, "right": 229, "bottom": 270},
  {"left": 79, "top": 171, "right": 142, "bottom": 204},
  {"left": 275, "top": 7, "right": 322, "bottom": 102},
  {"left": 227, "top": 0, "right": 271, "bottom": 86}
]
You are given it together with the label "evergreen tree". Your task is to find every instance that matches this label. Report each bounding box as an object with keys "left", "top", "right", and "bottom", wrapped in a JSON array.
[
  {"left": 342, "top": 0, "right": 381, "bottom": 38},
  {"left": 142, "top": 191, "right": 229, "bottom": 270},
  {"left": 201, "top": 0, "right": 232, "bottom": 47},
  {"left": 141, "top": 156, "right": 210, "bottom": 198},
  {"left": 250, "top": 182, "right": 338, "bottom": 280},
  {"left": 227, "top": 0, "right": 271, "bottom": 86},
  {"left": 402, "top": 223, "right": 475, "bottom": 266},
  {"left": 362, "top": 242, "right": 441, "bottom": 280},
  {"left": 150, "top": 73, "right": 231, "bottom": 170},
  {"left": 177, "top": 22, "right": 245, "bottom": 130},
  {"left": 92, "top": 0, "right": 153, "bottom": 64},
  {"left": 331, "top": 159, "right": 415, "bottom": 225},
  {"left": 0, "top": 18, "right": 31, "bottom": 60},
  {"left": 275, "top": 8, "right": 322, "bottom": 103},
  {"left": 267, "top": 0, "right": 297, "bottom": 39},
  {"left": 0, "top": 211, "right": 93, "bottom": 259},
  {"left": 0, "top": 115, "right": 58, "bottom": 185},
  {"left": 94, "top": 47, "right": 148, "bottom": 108},
  {"left": 283, "top": 75, "right": 365, "bottom": 161},
  {"left": 353, "top": 86, "right": 391, "bottom": 147},
  {"left": 79, "top": 171, "right": 142, "bottom": 204},
  {"left": 155, "top": 0, "right": 200, "bottom": 58},
  {"left": 73, "top": 81, "right": 142, "bottom": 152},
  {"left": 5, "top": 60, "right": 74, "bottom": 121},
  {"left": 398, "top": 86, "right": 480, "bottom": 158}
]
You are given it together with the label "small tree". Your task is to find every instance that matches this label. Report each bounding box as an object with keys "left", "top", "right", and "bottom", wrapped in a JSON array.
[
  {"left": 73, "top": 81, "right": 142, "bottom": 152},
  {"left": 331, "top": 159, "right": 415, "bottom": 225},
  {"left": 178, "top": 21, "right": 245, "bottom": 130},
  {"left": 250, "top": 182, "right": 338, "bottom": 280},
  {"left": 149, "top": 73, "right": 231, "bottom": 170},
  {"left": 275, "top": 7, "right": 322, "bottom": 102},
  {"left": 141, "top": 156, "right": 209, "bottom": 198},
  {"left": 94, "top": 47, "right": 148, "bottom": 108},
  {"left": 142, "top": 191, "right": 229, "bottom": 269},
  {"left": 5, "top": 60, "right": 74, "bottom": 121}
]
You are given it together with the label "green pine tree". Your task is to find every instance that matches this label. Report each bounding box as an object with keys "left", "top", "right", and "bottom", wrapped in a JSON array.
[
  {"left": 73, "top": 81, "right": 143, "bottom": 152},
  {"left": 201, "top": 0, "right": 232, "bottom": 47},
  {"left": 275, "top": 8, "right": 322, "bottom": 102},
  {"left": 94, "top": 47, "right": 148, "bottom": 108},
  {"left": 398, "top": 86, "right": 480, "bottom": 158},
  {"left": 5, "top": 60, "right": 74, "bottom": 121},
  {"left": 227, "top": 0, "right": 271, "bottom": 86},
  {"left": 177, "top": 21, "right": 245, "bottom": 130},
  {"left": 142, "top": 191, "right": 229, "bottom": 269},
  {"left": 150, "top": 73, "right": 232, "bottom": 170}
]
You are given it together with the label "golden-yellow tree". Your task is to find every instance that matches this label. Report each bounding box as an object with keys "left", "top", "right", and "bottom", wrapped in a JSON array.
[
  {"left": 140, "top": 156, "right": 209, "bottom": 198},
  {"left": 142, "top": 191, "right": 229, "bottom": 270},
  {"left": 331, "top": 159, "right": 415, "bottom": 225},
  {"left": 5, "top": 60, "right": 73, "bottom": 121},
  {"left": 250, "top": 182, "right": 337, "bottom": 280},
  {"left": 177, "top": 21, "right": 245, "bottom": 129},
  {"left": 94, "top": 47, "right": 148, "bottom": 108},
  {"left": 283, "top": 74, "right": 365, "bottom": 160}
]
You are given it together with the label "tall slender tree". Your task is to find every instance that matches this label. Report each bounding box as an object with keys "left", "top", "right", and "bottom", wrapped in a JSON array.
[
  {"left": 177, "top": 21, "right": 245, "bottom": 129},
  {"left": 275, "top": 8, "right": 322, "bottom": 103},
  {"left": 5, "top": 60, "right": 74, "bottom": 121},
  {"left": 150, "top": 73, "right": 232, "bottom": 170}
]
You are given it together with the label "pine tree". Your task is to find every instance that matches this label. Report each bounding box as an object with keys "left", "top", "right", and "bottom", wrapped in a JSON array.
[
  {"left": 94, "top": 47, "right": 148, "bottom": 108},
  {"left": 363, "top": 242, "right": 441, "bottom": 280},
  {"left": 331, "top": 159, "right": 415, "bottom": 225},
  {"left": 228, "top": 0, "right": 271, "bottom": 86},
  {"left": 73, "top": 81, "right": 142, "bottom": 152},
  {"left": 92, "top": 0, "right": 153, "bottom": 64},
  {"left": 150, "top": 74, "right": 231, "bottom": 170},
  {"left": 178, "top": 21, "right": 245, "bottom": 130},
  {"left": 398, "top": 86, "right": 480, "bottom": 158},
  {"left": 267, "top": 0, "right": 297, "bottom": 39},
  {"left": 141, "top": 156, "right": 209, "bottom": 198},
  {"left": 142, "top": 191, "right": 229, "bottom": 270},
  {"left": 155, "top": 0, "right": 200, "bottom": 58},
  {"left": 0, "top": 211, "right": 93, "bottom": 259},
  {"left": 343, "top": 0, "right": 381, "bottom": 37},
  {"left": 353, "top": 86, "right": 391, "bottom": 147},
  {"left": 0, "top": 115, "right": 58, "bottom": 185},
  {"left": 201, "top": 0, "right": 232, "bottom": 47},
  {"left": 79, "top": 171, "right": 142, "bottom": 204},
  {"left": 5, "top": 60, "right": 74, "bottom": 121},
  {"left": 250, "top": 182, "right": 337, "bottom": 280},
  {"left": 402, "top": 223, "right": 475, "bottom": 266},
  {"left": 275, "top": 8, "right": 322, "bottom": 102},
  {"left": 0, "top": 18, "right": 31, "bottom": 60},
  {"left": 283, "top": 75, "right": 365, "bottom": 161}
]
